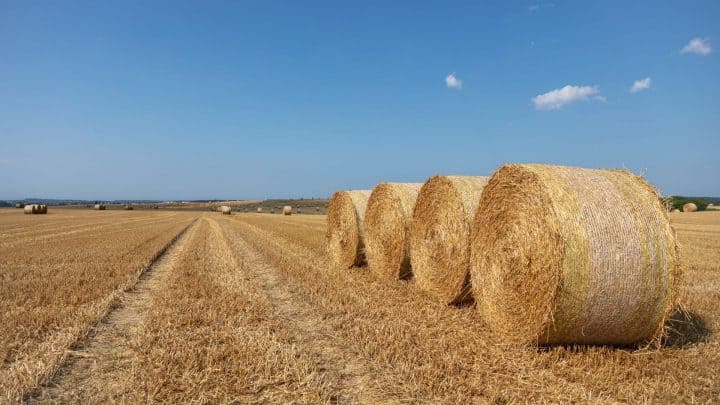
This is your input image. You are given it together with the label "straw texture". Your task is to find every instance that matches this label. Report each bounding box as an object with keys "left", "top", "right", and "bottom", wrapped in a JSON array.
[
  {"left": 409, "top": 176, "right": 489, "bottom": 304},
  {"left": 470, "top": 164, "right": 681, "bottom": 346},
  {"left": 283, "top": 206, "right": 292, "bottom": 216},
  {"left": 326, "top": 190, "right": 372, "bottom": 269},
  {"left": 683, "top": 202, "right": 698, "bottom": 213},
  {"left": 365, "top": 183, "right": 423, "bottom": 280}
]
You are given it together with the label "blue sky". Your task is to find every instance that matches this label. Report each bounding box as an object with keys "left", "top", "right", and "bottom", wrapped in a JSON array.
[{"left": 1, "top": 1, "right": 718, "bottom": 200}]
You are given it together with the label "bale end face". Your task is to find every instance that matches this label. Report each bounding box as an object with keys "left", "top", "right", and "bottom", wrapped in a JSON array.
[
  {"left": 410, "top": 176, "right": 488, "bottom": 304},
  {"left": 283, "top": 205, "right": 292, "bottom": 215},
  {"left": 326, "top": 190, "right": 371, "bottom": 269},
  {"left": 471, "top": 164, "right": 680, "bottom": 346},
  {"left": 365, "top": 183, "right": 422, "bottom": 280}
]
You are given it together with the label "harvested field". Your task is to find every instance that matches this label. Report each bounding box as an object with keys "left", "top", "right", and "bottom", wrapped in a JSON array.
[{"left": 1, "top": 208, "right": 719, "bottom": 402}]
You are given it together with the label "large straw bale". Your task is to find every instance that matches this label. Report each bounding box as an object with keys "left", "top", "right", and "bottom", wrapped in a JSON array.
[
  {"left": 24, "top": 205, "right": 35, "bottom": 214},
  {"left": 283, "top": 205, "right": 292, "bottom": 215},
  {"left": 682, "top": 202, "right": 697, "bottom": 212},
  {"left": 365, "top": 183, "right": 423, "bottom": 280},
  {"left": 94, "top": 204, "right": 106, "bottom": 210},
  {"left": 220, "top": 205, "right": 232, "bottom": 215},
  {"left": 326, "top": 190, "right": 372, "bottom": 269},
  {"left": 470, "top": 164, "right": 681, "bottom": 345},
  {"left": 409, "top": 176, "right": 489, "bottom": 304}
]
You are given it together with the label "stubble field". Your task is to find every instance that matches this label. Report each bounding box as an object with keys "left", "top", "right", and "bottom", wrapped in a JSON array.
[{"left": 0, "top": 208, "right": 718, "bottom": 403}]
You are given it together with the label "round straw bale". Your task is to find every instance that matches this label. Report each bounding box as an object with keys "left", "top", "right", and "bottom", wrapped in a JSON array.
[
  {"left": 326, "top": 190, "right": 372, "bottom": 269},
  {"left": 409, "top": 176, "right": 489, "bottom": 304},
  {"left": 124, "top": 205, "right": 134, "bottom": 210},
  {"left": 39, "top": 205, "right": 47, "bottom": 214},
  {"left": 94, "top": 204, "right": 106, "bottom": 210},
  {"left": 365, "top": 183, "right": 423, "bottom": 280},
  {"left": 24, "top": 205, "right": 35, "bottom": 214},
  {"left": 220, "top": 205, "right": 232, "bottom": 215},
  {"left": 671, "top": 208, "right": 680, "bottom": 213},
  {"left": 682, "top": 202, "right": 697, "bottom": 212},
  {"left": 257, "top": 207, "right": 263, "bottom": 213},
  {"left": 470, "top": 164, "right": 681, "bottom": 346},
  {"left": 283, "top": 205, "right": 292, "bottom": 215}
]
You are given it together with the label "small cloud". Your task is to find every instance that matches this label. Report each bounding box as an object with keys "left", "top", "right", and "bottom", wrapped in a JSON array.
[
  {"left": 593, "top": 95, "right": 607, "bottom": 103},
  {"left": 445, "top": 73, "right": 462, "bottom": 89},
  {"left": 681, "top": 37, "right": 712, "bottom": 55},
  {"left": 630, "top": 77, "right": 652, "bottom": 93},
  {"left": 532, "top": 85, "right": 601, "bottom": 110},
  {"left": 528, "top": 4, "right": 540, "bottom": 11}
]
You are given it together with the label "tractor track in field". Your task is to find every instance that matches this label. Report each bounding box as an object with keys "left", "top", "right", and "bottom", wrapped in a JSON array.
[
  {"left": 27, "top": 219, "right": 198, "bottom": 403},
  {"left": 216, "top": 218, "right": 384, "bottom": 404}
]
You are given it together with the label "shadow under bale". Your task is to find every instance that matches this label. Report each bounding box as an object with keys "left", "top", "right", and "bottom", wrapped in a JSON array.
[{"left": 662, "top": 305, "right": 710, "bottom": 348}]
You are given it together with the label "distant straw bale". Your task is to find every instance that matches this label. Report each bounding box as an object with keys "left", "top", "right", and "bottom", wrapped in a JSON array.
[
  {"left": 683, "top": 202, "right": 698, "bottom": 213},
  {"left": 409, "top": 176, "right": 489, "bottom": 304},
  {"left": 365, "top": 183, "right": 423, "bottom": 280},
  {"left": 94, "top": 204, "right": 106, "bottom": 210},
  {"left": 470, "top": 164, "right": 681, "bottom": 346},
  {"left": 326, "top": 190, "right": 372, "bottom": 269},
  {"left": 283, "top": 205, "right": 292, "bottom": 215}
]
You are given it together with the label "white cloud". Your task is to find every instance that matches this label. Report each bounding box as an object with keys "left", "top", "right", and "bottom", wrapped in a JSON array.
[
  {"left": 681, "top": 37, "right": 712, "bottom": 55},
  {"left": 528, "top": 4, "right": 540, "bottom": 12},
  {"left": 445, "top": 73, "right": 462, "bottom": 89},
  {"left": 630, "top": 77, "right": 652, "bottom": 93},
  {"left": 532, "top": 85, "right": 600, "bottom": 110}
]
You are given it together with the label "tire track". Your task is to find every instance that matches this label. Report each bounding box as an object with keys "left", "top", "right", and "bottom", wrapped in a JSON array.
[
  {"left": 216, "top": 217, "right": 384, "bottom": 404},
  {"left": 27, "top": 219, "right": 198, "bottom": 403}
]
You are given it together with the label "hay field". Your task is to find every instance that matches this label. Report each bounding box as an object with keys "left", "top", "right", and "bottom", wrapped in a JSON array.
[{"left": 1, "top": 209, "right": 718, "bottom": 402}]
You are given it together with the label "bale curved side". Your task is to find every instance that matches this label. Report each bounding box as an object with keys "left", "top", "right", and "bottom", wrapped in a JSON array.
[
  {"left": 409, "top": 176, "right": 489, "bottom": 304},
  {"left": 326, "top": 190, "right": 372, "bottom": 269},
  {"left": 283, "top": 205, "right": 292, "bottom": 215},
  {"left": 470, "top": 164, "right": 681, "bottom": 346},
  {"left": 683, "top": 202, "right": 697, "bottom": 213},
  {"left": 220, "top": 205, "right": 232, "bottom": 215},
  {"left": 365, "top": 183, "right": 423, "bottom": 280}
]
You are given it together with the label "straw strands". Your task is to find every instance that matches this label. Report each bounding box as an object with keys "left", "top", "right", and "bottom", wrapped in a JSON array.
[
  {"left": 364, "top": 183, "right": 423, "bottom": 280},
  {"left": 470, "top": 164, "right": 681, "bottom": 345},
  {"left": 326, "top": 190, "right": 372, "bottom": 269},
  {"left": 409, "top": 176, "right": 489, "bottom": 304}
]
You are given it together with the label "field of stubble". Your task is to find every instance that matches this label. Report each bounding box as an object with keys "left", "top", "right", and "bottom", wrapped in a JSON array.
[{"left": 0, "top": 208, "right": 718, "bottom": 403}]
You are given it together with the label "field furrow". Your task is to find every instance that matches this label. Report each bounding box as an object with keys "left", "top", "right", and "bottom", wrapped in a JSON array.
[
  {"left": 0, "top": 210, "right": 197, "bottom": 403},
  {"left": 217, "top": 218, "right": 385, "bottom": 403},
  {"left": 124, "top": 217, "right": 332, "bottom": 403},
  {"left": 29, "top": 219, "right": 198, "bottom": 402}
]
